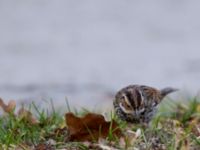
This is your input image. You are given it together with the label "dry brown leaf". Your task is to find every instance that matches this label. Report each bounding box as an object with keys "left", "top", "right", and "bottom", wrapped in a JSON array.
[
  {"left": 0, "top": 98, "right": 16, "bottom": 113},
  {"left": 126, "top": 129, "right": 141, "bottom": 145},
  {"left": 118, "top": 129, "right": 141, "bottom": 149},
  {"left": 18, "top": 108, "right": 38, "bottom": 125},
  {"left": 0, "top": 98, "right": 39, "bottom": 125},
  {"left": 34, "top": 143, "right": 54, "bottom": 150},
  {"left": 65, "top": 112, "right": 122, "bottom": 141}
]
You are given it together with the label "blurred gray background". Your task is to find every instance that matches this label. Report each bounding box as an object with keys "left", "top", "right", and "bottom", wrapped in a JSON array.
[{"left": 0, "top": 1, "right": 200, "bottom": 110}]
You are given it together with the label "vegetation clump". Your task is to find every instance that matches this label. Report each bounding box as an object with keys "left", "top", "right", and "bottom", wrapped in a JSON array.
[{"left": 0, "top": 97, "right": 200, "bottom": 150}]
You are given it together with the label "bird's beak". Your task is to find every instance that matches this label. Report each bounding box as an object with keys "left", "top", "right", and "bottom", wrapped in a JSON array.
[{"left": 134, "top": 110, "right": 139, "bottom": 116}]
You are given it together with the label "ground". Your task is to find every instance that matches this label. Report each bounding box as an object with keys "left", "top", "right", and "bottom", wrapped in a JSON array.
[{"left": 0, "top": 97, "right": 200, "bottom": 150}]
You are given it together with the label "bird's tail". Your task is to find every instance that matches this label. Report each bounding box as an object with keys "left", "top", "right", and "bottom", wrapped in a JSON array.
[{"left": 160, "top": 87, "right": 178, "bottom": 98}]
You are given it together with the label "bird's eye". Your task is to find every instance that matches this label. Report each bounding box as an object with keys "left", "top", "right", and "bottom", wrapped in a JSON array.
[
  {"left": 121, "top": 95, "right": 126, "bottom": 100},
  {"left": 126, "top": 104, "right": 132, "bottom": 109}
]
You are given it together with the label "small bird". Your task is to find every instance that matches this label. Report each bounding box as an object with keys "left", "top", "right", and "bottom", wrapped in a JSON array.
[{"left": 113, "top": 85, "right": 177, "bottom": 124}]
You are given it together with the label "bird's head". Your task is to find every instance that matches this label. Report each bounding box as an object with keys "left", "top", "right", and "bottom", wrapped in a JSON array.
[{"left": 118, "top": 94, "right": 135, "bottom": 114}]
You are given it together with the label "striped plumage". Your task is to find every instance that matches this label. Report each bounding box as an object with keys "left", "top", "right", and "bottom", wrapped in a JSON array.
[{"left": 113, "top": 85, "right": 177, "bottom": 124}]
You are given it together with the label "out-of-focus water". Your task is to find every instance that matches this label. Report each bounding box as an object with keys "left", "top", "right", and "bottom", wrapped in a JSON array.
[{"left": 0, "top": 1, "right": 200, "bottom": 110}]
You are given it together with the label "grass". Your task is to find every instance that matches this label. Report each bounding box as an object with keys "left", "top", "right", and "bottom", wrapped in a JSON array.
[
  {"left": 0, "top": 101, "right": 64, "bottom": 149},
  {"left": 0, "top": 97, "right": 200, "bottom": 149}
]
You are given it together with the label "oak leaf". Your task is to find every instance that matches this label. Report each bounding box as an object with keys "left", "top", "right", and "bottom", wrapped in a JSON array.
[{"left": 65, "top": 112, "right": 121, "bottom": 141}]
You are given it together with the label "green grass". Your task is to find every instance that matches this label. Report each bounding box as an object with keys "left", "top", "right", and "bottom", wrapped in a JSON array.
[
  {"left": 0, "top": 102, "right": 64, "bottom": 149},
  {"left": 1, "top": 97, "right": 200, "bottom": 149}
]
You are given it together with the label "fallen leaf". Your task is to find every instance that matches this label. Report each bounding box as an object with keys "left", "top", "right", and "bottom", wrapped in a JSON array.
[
  {"left": 85, "top": 138, "right": 119, "bottom": 150},
  {"left": 0, "top": 98, "right": 16, "bottom": 113},
  {"left": 65, "top": 112, "right": 122, "bottom": 141},
  {"left": 119, "top": 129, "right": 141, "bottom": 149},
  {"left": 18, "top": 107, "right": 38, "bottom": 125},
  {"left": 0, "top": 98, "right": 39, "bottom": 125},
  {"left": 35, "top": 143, "right": 54, "bottom": 150}
]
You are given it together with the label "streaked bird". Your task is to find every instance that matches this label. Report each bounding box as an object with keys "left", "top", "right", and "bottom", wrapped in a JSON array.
[{"left": 113, "top": 85, "right": 177, "bottom": 124}]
